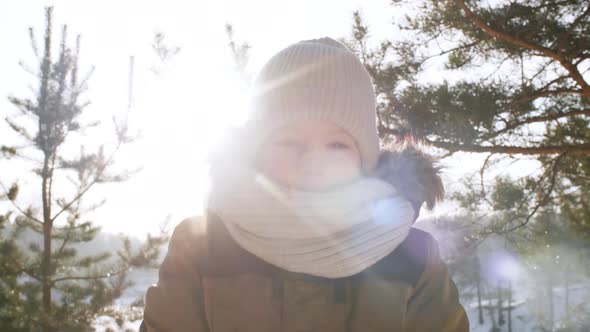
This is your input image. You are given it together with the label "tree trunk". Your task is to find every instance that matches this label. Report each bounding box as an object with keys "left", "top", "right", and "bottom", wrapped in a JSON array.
[
  {"left": 477, "top": 274, "right": 484, "bottom": 324},
  {"left": 39, "top": 8, "right": 54, "bottom": 331},
  {"left": 498, "top": 281, "right": 505, "bottom": 326},
  {"left": 476, "top": 256, "right": 484, "bottom": 324},
  {"left": 565, "top": 265, "right": 570, "bottom": 327},
  {"left": 41, "top": 154, "right": 53, "bottom": 332},
  {"left": 547, "top": 279, "right": 554, "bottom": 331},
  {"left": 508, "top": 280, "right": 512, "bottom": 332}
]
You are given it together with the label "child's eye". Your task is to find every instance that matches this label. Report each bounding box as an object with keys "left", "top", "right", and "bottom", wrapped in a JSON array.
[{"left": 328, "top": 142, "right": 349, "bottom": 150}]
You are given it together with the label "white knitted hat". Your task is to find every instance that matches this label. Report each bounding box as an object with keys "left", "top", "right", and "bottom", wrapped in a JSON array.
[{"left": 242, "top": 36, "right": 380, "bottom": 172}]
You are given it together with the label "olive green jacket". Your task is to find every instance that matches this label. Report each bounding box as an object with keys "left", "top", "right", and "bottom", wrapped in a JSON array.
[{"left": 141, "top": 145, "right": 470, "bottom": 331}]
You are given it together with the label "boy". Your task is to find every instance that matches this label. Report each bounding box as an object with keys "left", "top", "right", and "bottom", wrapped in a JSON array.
[{"left": 141, "top": 37, "right": 469, "bottom": 331}]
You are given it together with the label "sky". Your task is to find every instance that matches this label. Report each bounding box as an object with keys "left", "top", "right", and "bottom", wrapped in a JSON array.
[{"left": 0, "top": 0, "right": 535, "bottom": 236}]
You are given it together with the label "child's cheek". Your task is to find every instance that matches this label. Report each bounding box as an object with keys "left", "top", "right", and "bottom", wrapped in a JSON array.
[{"left": 263, "top": 154, "right": 298, "bottom": 187}]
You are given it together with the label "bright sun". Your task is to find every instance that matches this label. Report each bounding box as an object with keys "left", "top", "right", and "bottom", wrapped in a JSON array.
[{"left": 97, "top": 58, "right": 252, "bottom": 235}]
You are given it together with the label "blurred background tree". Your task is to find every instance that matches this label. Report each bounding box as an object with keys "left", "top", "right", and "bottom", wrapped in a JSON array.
[
  {"left": 0, "top": 7, "right": 168, "bottom": 332},
  {"left": 345, "top": 0, "right": 590, "bottom": 238}
]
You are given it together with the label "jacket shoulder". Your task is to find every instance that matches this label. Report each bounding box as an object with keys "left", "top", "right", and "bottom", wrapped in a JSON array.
[
  {"left": 172, "top": 215, "right": 208, "bottom": 241},
  {"left": 403, "top": 227, "right": 439, "bottom": 263},
  {"left": 368, "top": 227, "right": 438, "bottom": 288},
  {"left": 165, "top": 216, "right": 209, "bottom": 264}
]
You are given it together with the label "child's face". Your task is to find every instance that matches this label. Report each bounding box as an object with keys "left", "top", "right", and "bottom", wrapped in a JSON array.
[{"left": 255, "top": 119, "right": 362, "bottom": 191}]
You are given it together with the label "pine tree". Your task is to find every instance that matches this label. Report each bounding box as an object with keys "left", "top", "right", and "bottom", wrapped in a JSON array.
[
  {"left": 344, "top": 1, "right": 590, "bottom": 235},
  {"left": 0, "top": 7, "right": 167, "bottom": 331},
  {"left": 338, "top": 4, "right": 590, "bottom": 328}
]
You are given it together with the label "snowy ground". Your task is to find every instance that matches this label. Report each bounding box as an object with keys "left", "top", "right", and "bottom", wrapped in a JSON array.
[
  {"left": 465, "top": 283, "right": 590, "bottom": 331},
  {"left": 93, "top": 269, "right": 158, "bottom": 331}
]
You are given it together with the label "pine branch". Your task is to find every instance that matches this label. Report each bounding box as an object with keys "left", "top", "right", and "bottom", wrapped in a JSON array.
[
  {"left": 0, "top": 180, "right": 43, "bottom": 224},
  {"left": 54, "top": 221, "right": 76, "bottom": 261},
  {"left": 5, "top": 117, "right": 34, "bottom": 141},
  {"left": 498, "top": 153, "right": 566, "bottom": 233},
  {"left": 490, "top": 108, "right": 590, "bottom": 137},
  {"left": 509, "top": 88, "right": 582, "bottom": 106},
  {"left": 565, "top": 4, "right": 590, "bottom": 39},
  {"left": 427, "top": 140, "right": 590, "bottom": 156},
  {"left": 525, "top": 59, "right": 557, "bottom": 85},
  {"left": 478, "top": 153, "right": 496, "bottom": 207},
  {"left": 455, "top": 0, "right": 590, "bottom": 97},
  {"left": 50, "top": 141, "right": 123, "bottom": 223},
  {"left": 50, "top": 267, "right": 127, "bottom": 284},
  {"left": 419, "top": 40, "right": 481, "bottom": 65},
  {"left": 379, "top": 125, "right": 590, "bottom": 155}
]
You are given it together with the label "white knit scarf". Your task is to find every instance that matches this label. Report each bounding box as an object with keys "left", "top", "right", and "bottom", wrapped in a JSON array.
[{"left": 206, "top": 160, "right": 415, "bottom": 279}]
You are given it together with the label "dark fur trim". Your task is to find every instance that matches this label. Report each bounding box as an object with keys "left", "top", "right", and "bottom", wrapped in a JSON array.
[{"left": 371, "top": 141, "right": 445, "bottom": 220}]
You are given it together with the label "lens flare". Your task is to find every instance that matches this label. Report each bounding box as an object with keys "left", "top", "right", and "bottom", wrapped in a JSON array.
[{"left": 481, "top": 249, "right": 524, "bottom": 284}]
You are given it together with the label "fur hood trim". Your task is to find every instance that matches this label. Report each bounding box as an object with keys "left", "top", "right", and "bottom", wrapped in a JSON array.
[{"left": 371, "top": 141, "right": 445, "bottom": 221}]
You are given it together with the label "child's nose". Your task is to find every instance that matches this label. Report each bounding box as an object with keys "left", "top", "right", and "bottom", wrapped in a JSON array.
[{"left": 298, "top": 147, "right": 329, "bottom": 170}]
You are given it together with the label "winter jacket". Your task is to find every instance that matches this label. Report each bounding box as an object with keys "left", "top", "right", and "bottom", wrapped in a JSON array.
[{"left": 140, "top": 144, "right": 470, "bottom": 332}]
